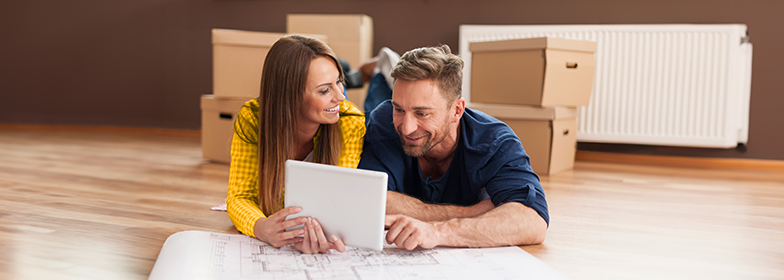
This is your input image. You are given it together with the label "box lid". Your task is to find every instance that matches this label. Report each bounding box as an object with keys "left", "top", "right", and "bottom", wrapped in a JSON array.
[
  {"left": 469, "top": 37, "right": 596, "bottom": 53},
  {"left": 287, "top": 14, "right": 372, "bottom": 42},
  {"left": 212, "top": 29, "right": 286, "bottom": 47},
  {"left": 468, "top": 102, "right": 577, "bottom": 120},
  {"left": 212, "top": 28, "right": 328, "bottom": 48},
  {"left": 200, "top": 94, "right": 251, "bottom": 112}
]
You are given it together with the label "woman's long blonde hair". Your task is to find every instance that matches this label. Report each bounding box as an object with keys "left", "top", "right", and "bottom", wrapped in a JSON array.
[{"left": 257, "top": 35, "right": 344, "bottom": 216}]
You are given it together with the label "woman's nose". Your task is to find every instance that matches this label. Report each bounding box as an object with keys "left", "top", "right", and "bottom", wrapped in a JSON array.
[{"left": 335, "top": 84, "right": 346, "bottom": 101}]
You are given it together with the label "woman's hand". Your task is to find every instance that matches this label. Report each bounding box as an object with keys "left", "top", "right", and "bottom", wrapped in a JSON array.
[
  {"left": 294, "top": 217, "right": 346, "bottom": 254},
  {"left": 254, "top": 206, "right": 307, "bottom": 247}
]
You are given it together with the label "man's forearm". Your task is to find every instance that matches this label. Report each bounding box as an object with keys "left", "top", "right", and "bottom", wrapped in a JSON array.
[
  {"left": 434, "top": 202, "right": 547, "bottom": 247},
  {"left": 386, "top": 191, "right": 494, "bottom": 221}
]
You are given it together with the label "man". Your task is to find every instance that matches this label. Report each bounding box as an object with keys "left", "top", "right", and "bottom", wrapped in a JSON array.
[{"left": 358, "top": 45, "right": 549, "bottom": 250}]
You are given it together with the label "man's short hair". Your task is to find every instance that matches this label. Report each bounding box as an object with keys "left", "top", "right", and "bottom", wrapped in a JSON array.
[{"left": 390, "top": 44, "right": 464, "bottom": 106}]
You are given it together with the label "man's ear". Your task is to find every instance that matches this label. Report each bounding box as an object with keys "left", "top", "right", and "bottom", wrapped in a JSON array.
[{"left": 452, "top": 98, "right": 466, "bottom": 123}]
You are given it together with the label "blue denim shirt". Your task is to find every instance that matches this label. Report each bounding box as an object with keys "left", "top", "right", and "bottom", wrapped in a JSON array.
[{"left": 358, "top": 100, "right": 550, "bottom": 225}]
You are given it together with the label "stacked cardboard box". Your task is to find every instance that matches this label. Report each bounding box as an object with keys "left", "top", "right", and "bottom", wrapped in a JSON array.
[
  {"left": 201, "top": 94, "right": 248, "bottom": 163},
  {"left": 469, "top": 37, "right": 597, "bottom": 175},
  {"left": 287, "top": 14, "right": 374, "bottom": 112},
  {"left": 203, "top": 29, "right": 289, "bottom": 163}
]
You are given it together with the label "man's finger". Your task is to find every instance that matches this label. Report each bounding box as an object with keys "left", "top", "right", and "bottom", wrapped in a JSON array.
[
  {"left": 394, "top": 223, "right": 417, "bottom": 249},
  {"left": 403, "top": 235, "right": 420, "bottom": 250},
  {"left": 385, "top": 218, "right": 406, "bottom": 244},
  {"left": 384, "top": 215, "right": 399, "bottom": 228},
  {"left": 386, "top": 224, "right": 400, "bottom": 244},
  {"left": 402, "top": 227, "right": 424, "bottom": 250}
]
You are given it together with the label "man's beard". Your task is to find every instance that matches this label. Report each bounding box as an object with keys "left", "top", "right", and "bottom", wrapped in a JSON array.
[{"left": 396, "top": 120, "right": 451, "bottom": 158}]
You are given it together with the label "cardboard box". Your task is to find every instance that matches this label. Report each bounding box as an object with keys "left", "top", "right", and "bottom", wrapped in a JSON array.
[
  {"left": 212, "top": 29, "right": 285, "bottom": 99},
  {"left": 201, "top": 94, "right": 250, "bottom": 164},
  {"left": 469, "top": 103, "right": 578, "bottom": 175},
  {"left": 287, "top": 14, "right": 374, "bottom": 72},
  {"left": 470, "top": 37, "right": 597, "bottom": 107}
]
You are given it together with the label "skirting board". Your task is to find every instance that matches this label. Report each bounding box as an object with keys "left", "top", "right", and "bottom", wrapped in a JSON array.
[{"left": 576, "top": 151, "right": 784, "bottom": 172}]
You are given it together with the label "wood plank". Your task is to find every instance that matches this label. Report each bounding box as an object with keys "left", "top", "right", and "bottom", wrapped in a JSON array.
[
  {"left": 526, "top": 160, "right": 784, "bottom": 279},
  {"left": 0, "top": 128, "right": 782, "bottom": 280},
  {"left": 0, "top": 129, "right": 233, "bottom": 280}
]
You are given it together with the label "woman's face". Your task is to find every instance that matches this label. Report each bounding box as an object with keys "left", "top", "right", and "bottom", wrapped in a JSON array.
[{"left": 299, "top": 56, "right": 345, "bottom": 126}]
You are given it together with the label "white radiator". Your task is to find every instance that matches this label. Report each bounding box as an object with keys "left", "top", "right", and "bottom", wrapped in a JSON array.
[{"left": 459, "top": 24, "right": 753, "bottom": 148}]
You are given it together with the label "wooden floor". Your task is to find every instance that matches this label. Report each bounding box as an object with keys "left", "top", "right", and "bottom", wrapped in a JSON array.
[{"left": 1, "top": 127, "right": 782, "bottom": 280}]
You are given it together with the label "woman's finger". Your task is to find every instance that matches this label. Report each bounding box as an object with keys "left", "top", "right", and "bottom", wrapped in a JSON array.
[
  {"left": 312, "top": 219, "right": 330, "bottom": 253},
  {"left": 279, "top": 227, "right": 305, "bottom": 240},
  {"left": 277, "top": 217, "right": 307, "bottom": 232},
  {"left": 268, "top": 206, "right": 302, "bottom": 223},
  {"left": 330, "top": 235, "right": 346, "bottom": 253},
  {"left": 306, "top": 218, "right": 319, "bottom": 253},
  {"left": 300, "top": 221, "right": 313, "bottom": 254},
  {"left": 278, "top": 237, "right": 304, "bottom": 248}
]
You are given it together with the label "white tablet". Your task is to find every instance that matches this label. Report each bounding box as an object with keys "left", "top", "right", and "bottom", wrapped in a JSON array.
[{"left": 284, "top": 160, "right": 388, "bottom": 251}]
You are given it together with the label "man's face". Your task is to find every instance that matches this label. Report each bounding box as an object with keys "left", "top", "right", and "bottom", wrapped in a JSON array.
[{"left": 391, "top": 79, "right": 453, "bottom": 157}]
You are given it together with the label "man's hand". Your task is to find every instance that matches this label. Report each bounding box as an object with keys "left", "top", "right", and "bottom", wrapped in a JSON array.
[
  {"left": 294, "top": 217, "right": 346, "bottom": 254},
  {"left": 384, "top": 214, "right": 441, "bottom": 250},
  {"left": 254, "top": 206, "right": 306, "bottom": 247}
]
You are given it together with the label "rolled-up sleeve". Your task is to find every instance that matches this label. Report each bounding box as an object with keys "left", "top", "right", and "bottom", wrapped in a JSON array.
[{"left": 481, "top": 139, "right": 550, "bottom": 226}]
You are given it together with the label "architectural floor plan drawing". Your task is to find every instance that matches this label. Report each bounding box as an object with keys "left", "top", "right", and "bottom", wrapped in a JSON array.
[{"left": 148, "top": 231, "right": 569, "bottom": 280}]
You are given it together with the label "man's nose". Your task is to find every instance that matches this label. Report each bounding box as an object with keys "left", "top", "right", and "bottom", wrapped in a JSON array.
[{"left": 399, "top": 113, "right": 417, "bottom": 136}]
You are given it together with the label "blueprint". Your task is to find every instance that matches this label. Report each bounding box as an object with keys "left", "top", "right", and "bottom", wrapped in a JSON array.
[{"left": 148, "top": 231, "right": 569, "bottom": 280}]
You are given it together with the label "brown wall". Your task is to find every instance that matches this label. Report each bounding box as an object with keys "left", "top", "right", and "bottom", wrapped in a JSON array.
[{"left": 1, "top": 0, "right": 782, "bottom": 160}]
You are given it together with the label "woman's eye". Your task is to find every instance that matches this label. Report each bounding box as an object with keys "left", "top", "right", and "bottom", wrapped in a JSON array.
[{"left": 320, "top": 88, "right": 330, "bottom": 94}]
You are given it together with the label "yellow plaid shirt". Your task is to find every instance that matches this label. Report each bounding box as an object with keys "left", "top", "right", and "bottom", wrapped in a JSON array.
[{"left": 226, "top": 98, "right": 365, "bottom": 237}]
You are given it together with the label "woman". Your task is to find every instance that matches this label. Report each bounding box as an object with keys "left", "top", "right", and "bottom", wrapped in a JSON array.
[{"left": 226, "top": 35, "right": 365, "bottom": 254}]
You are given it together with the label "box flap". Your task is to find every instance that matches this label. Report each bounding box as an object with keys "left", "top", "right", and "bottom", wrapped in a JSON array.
[
  {"left": 468, "top": 102, "right": 577, "bottom": 120},
  {"left": 470, "top": 37, "right": 596, "bottom": 53},
  {"left": 212, "top": 29, "right": 287, "bottom": 47}
]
